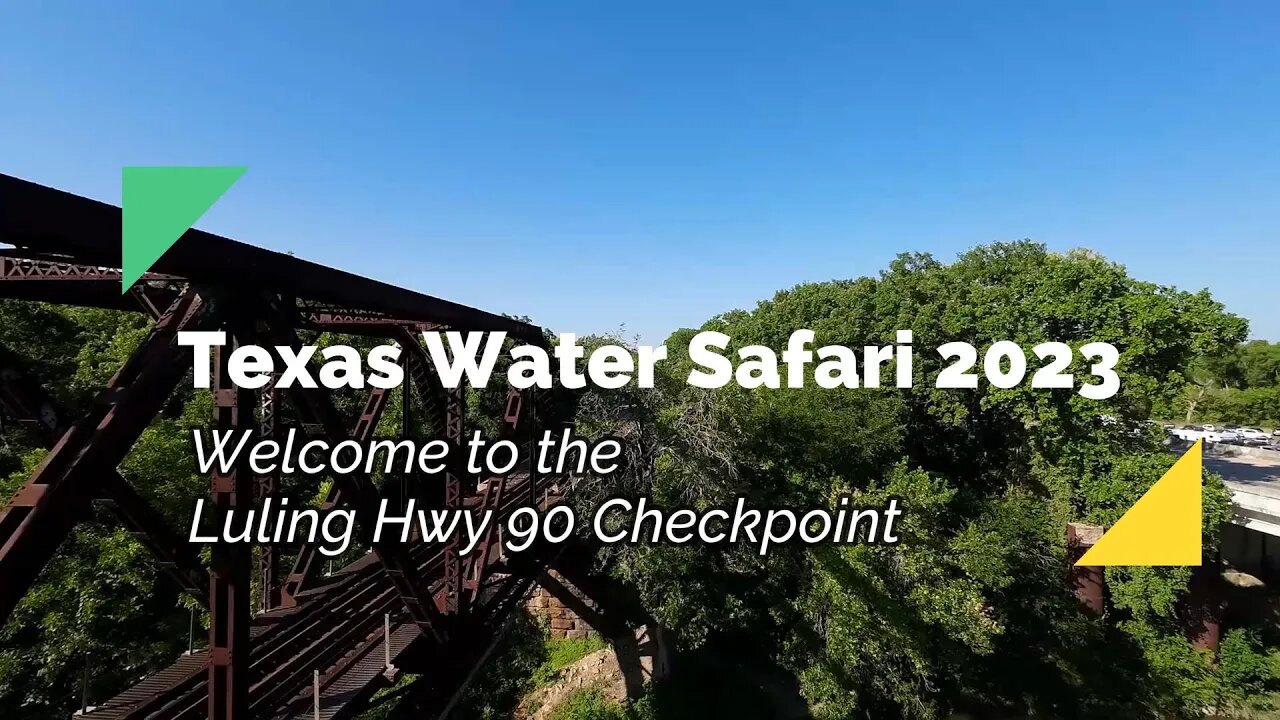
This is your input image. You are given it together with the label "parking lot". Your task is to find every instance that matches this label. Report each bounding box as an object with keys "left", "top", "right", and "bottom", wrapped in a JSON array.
[{"left": 1208, "top": 452, "right": 1280, "bottom": 495}]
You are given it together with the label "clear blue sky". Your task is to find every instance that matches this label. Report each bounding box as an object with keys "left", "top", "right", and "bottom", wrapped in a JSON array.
[{"left": 2, "top": 2, "right": 1277, "bottom": 343}]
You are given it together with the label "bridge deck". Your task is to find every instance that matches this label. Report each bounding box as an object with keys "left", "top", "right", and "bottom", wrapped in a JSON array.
[
  {"left": 81, "top": 476, "right": 560, "bottom": 719},
  {"left": 82, "top": 620, "right": 291, "bottom": 720},
  {"left": 292, "top": 622, "right": 418, "bottom": 720}
]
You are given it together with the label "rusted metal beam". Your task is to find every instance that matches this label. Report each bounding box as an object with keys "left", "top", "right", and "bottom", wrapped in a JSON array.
[
  {"left": 1182, "top": 559, "right": 1223, "bottom": 653},
  {"left": 442, "top": 384, "right": 465, "bottom": 614},
  {"left": 0, "top": 290, "right": 214, "bottom": 626},
  {"left": 249, "top": 311, "right": 448, "bottom": 643},
  {"left": 390, "top": 327, "right": 465, "bottom": 615},
  {"left": 461, "top": 387, "right": 525, "bottom": 610},
  {"left": 393, "top": 546, "right": 569, "bottom": 718},
  {"left": 283, "top": 330, "right": 462, "bottom": 607},
  {"left": 257, "top": 373, "right": 282, "bottom": 612},
  {"left": 279, "top": 384, "right": 393, "bottom": 606},
  {"left": 0, "top": 344, "right": 209, "bottom": 604},
  {"left": 0, "top": 256, "right": 181, "bottom": 311},
  {"left": 391, "top": 326, "right": 451, "bottom": 455},
  {"left": 279, "top": 381, "right": 446, "bottom": 642},
  {"left": 98, "top": 475, "right": 210, "bottom": 603},
  {"left": 0, "top": 254, "right": 180, "bottom": 282},
  {"left": 296, "top": 304, "right": 444, "bottom": 331},
  {"left": 90, "top": 460, "right": 568, "bottom": 718},
  {"left": 0, "top": 173, "right": 546, "bottom": 342},
  {"left": 399, "top": 349, "right": 414, "bottom": 520},
  {"left": 0, "top": 174, "right": 589, "bottom": 717},
  {"left": 207, "top": 341, "right": 255, "bottom": 720},
  {"left": 0, "top": 254, "right": 455, "bottom": 346}
]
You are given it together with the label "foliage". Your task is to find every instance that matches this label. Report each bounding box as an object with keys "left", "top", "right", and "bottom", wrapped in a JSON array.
[
  {"left": 549, "top": 685, "right": 628, "bottom": 720},
  {"left": 451, "top": 616, "right": 611, "bottom": 719},
  {"left": 531, "top": 632, "right": 609, "bottom": 688},
  {"left": 1218, "top": 629, "right": 1280, "bottom": 713},
  {"left": 584, "top": 242, "right": 1276, "bottom": 718},
  {"left": 1175, "top": 339, "right": 1280, "bottom": 426},
  {"left": 536, "top": 644, "right": 801, "bottom": 720},
  {"left": 450, "top": 614, "right": 550, "bottom": 719},
  {"left": 0, "top": 302, "right": 199, "bottom": 717}
]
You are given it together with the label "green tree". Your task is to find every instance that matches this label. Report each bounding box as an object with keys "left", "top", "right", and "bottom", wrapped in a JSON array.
[{"left": 600, "top": 242, "right": 1272, "bottom": 718}]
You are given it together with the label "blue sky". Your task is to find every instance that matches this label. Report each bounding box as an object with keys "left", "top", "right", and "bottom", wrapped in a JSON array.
[{"left": 1, "top": 2, "right": 1277, "bottom": 343}]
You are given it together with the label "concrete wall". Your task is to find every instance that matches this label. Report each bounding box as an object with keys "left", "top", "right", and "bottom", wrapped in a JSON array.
[{"left": 1222, "top": 522, "right": 1280, "bottom": 583}]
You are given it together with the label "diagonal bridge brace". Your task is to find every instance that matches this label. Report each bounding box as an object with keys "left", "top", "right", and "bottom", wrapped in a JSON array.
[
  {"left": 247, "top": 307, "right": 450, "bottom": 643},
  {"left": 0, "top": 290, "right": 217, "bottom": 626},
  {"left": 282, "top": 327, "right": 456, "bottom": 605},
  {"left": 0, "top": 345, "right": 209, "bottom": 605},
  {"left": 279, "top": 383, "right": 393, "bottom": 605},
  {"left": 392, "top": 326, "right": 466, "bottom": 614},
  {"left": 389, "top": 328, "right": 535, "bottom": 616}
]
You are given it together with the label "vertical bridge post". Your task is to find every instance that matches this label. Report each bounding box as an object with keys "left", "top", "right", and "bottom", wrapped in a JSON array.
[
  {"left": 442, "top": 382, "right": 465, "bottom": 614},
  {"left": 256, "top": 372, "right": 281, "bottom": 611},
  {"left": 208, "top": 341, "right": 255, "bottom": 720},
  {"left": 1067, "top": 522, "right": 1105, "bottom": 614}
]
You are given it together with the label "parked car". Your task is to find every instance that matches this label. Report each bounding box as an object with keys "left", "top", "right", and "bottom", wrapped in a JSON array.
[
  {"left": 1237, "top": 427, "right": 1270, "bottom": 443},
  {"left": 1171, "top": 425, "right": 1206, "bottom": 442},
  {"left": 1171, "top": 425, "right": 1240, "bottom": 444},
  {"left": 1216, "top": 428, "right": 1243, "bottom": 443}
]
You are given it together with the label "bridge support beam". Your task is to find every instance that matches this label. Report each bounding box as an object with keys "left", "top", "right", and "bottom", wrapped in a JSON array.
[
  {"left": 1181, "top": 559, "right": 1223, "bottom": 653},
  {"left": 280, "top": 383, "right": 393, "bottom": 605},
  {"left": 534, "top": 569, "right": 628, "bottom": 640},
  {"left": 539, "top": 551, "right": 669, "bottom": 701},
  {"left": 0, "top": 291, "right": 213, "bottom": 626},
  {"left": 390, "top": 327, "right": 464, "bottom": 614},
  {"left": 208, "top": 341, "right": 255, "bottom": 720},
  {"left": 442, "top": 383, "right": 464, "bottom": 614},
  {"left": 1067, "top": 522, "right": 1105, "bottom": 614},
  {"left": 0, "top": 344, "right": 210, "bottom": 607},
  {"left": 0, "top": 177, "right": 571, "bottom": 718},
  {"left": 256, "top": 373, "right": 282, "bottom": 611},
  {"left": 254, "top": 307, "right": 449, "bottom": 643}
]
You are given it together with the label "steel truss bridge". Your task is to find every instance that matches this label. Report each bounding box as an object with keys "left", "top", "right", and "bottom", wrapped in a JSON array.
[{"left": 0, "top": 174, "right": 639, "bottom": 719}]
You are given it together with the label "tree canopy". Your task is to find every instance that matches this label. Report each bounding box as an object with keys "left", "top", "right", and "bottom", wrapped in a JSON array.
[{"left": 577, "top": 242, "right": 1277, "bottom": 718}]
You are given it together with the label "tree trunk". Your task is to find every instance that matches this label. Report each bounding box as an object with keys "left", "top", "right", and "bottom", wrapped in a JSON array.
[{"left": 1185, "top": 385, "right": 1207, "bottom": 424}]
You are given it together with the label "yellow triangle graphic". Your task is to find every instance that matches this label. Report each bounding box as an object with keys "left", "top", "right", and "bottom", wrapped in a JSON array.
[{"left": 1076, "top": 441, "right": 1203, "bottom": 566}]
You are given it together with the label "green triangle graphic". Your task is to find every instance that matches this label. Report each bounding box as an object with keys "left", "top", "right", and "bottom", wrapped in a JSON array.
[{"left": 121, "top": 166, "right": 247, "bottom": 291}]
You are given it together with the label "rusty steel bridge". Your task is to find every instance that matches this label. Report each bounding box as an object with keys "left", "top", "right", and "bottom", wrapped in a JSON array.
[{"left": 0, "top": 174, "right": 637, "bottom": 719}]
